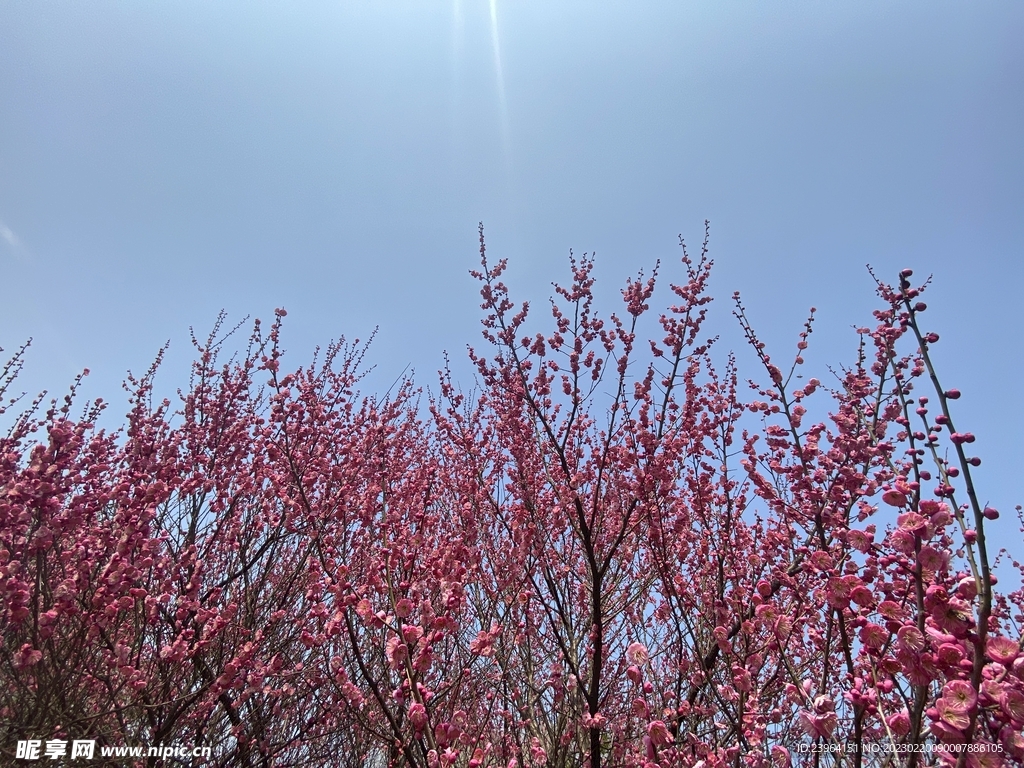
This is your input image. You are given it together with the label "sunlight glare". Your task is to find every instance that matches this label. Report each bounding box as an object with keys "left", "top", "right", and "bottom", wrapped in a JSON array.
[{"left": 488, "top": 0, "right": 512, "bottom": 173}]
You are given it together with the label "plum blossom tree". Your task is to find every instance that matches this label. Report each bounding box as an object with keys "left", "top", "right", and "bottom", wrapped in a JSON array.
[
  {"left": 435, "top": 227, "right": 1023, "bottom": 768},
  {"left": 1, "top": 228, "right": 1021, "bottom": 767}
]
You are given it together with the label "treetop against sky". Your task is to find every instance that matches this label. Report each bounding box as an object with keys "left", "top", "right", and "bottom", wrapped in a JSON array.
[
  {"left": 1, "top": 1, "right": 1021, "bottom": 544},
  {"left": 3, "top": 242, "right": 1024, "bottom": 765}
]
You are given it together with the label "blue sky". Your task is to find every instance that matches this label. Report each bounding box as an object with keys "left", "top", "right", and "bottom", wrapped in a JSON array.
[{"left": 1, "top": 2, "right": 1022, "bottom": 545}]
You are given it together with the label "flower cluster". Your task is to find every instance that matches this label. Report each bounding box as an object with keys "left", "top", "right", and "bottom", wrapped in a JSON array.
[{"left": 2, "top": 234, "right": 1021, "bottom": 768}]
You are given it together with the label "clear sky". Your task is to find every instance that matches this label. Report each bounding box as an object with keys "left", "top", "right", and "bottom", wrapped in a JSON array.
[{"left": 1, "top": 2, "right": 1022, "bottom": 547}]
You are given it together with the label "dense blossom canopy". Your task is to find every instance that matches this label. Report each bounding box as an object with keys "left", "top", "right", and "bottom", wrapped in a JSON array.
[{"left": 2, "top": 229, "right": 1022, "bottom": 767}]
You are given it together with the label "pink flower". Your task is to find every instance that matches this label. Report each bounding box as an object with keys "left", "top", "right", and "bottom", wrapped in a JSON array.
[
  {"left": 925, "top": 624, "right": 957, "bottom": 646},
  {"left": 918, "top": 545, "right": 948, "bottom": 571},
  {"left": 931, "top": 598, "right": 972, "bottom": 636},
  {"left": 647, "top": 720, "right": 671, "bottom": 746},
  {"left": 13, "top": 644, "right": 42, "bottom": 669},
  {"left": 809, "top": 551, "right": 834, "bottom": 572},
  {"left": 883, "top": 489, "right": 908, "bottom": 507},
  {"left": 414, "top": 644, "right": 435, "bottom": 673},
  {"left": 859, "top": 622, "right": 888, "bottom": 649},
  {"left": 846, "top": 528, "right": 873, "bottom": 552},
  {"left": 986, "top": 635, "right": 1019, "bottom": 665},
  {"left": 355, "top": 598, "right": 373, "bottom": 619},
  {"left": 732, "top": 666, "right": 753, "bottom": 692},
  {"left": 409, "top": 702, "right": 428, "bottom": 734},
  {"left": 936, "top": 643, "right": 964, "bottom": 666},
  {"left": 1000, "top": 688, "right": 1024, "bottom": 726},
  {"left": 469, "top": 630, "right": 494, "bottom": 657},
  {"left": 386, "top": 636, "right": 409, "bottom": 670},
  {"left": 341, "top": 682, "right": 364, "bottom": 707},
  {"left": 529, "top": 740, "right": 546, "bottom": 764},
  {"left": 1000, "top": 724, "right": 1024, "bottom": 758},
  {"left": 888, "top": 528, "right": 917, "bottom": 554},
  {"left": 957, "top": 577, "right": 979, "bottom": 600},
  {"left": 434, "top": 723, "right": 450, "bottom": 747},
  {"left": 878, "top": 600, "right": 904, "bottom": 620},
  {"left": 897, "top": 512, "right": 927, "bottom": 532},
  {"left": 936, "top": 687, "right": 974, "bottom": 730},
  {"left": 900, "top": 653, "right": 934, "bottom": 687},
  {"left": 928, "top": 503, "right": 953, "bottom": 528},
  {"left": 825, "top": 576, "right": 852, "bottom": 609},
  {"left": 850, "top": 585, "right": 874, "bottom": 608},
  {"left": 896, "top": 625, "right": 926, "bottom": 653},
  {"left": 887, "top": 710, "right": 911, "bottom": 736},
  {"left": 940, "top": 680, "right": 977, "bottom": 714},
  {"left": 937, "top": 704, "right": 966, "bottom": 733},
  {"left": 797, "top": 709, "right": 838, "bottom": 739},
  {"left": 929, "top": 716, "right": 964, "bottom": 743},
  {"left": 402, "top": 624, "right": 424, "bottom": 644},
  {"left": 813, "top": 694, "right": 835, "bottom": 714},
  {"left": 627, "top": 641, "right": 650, "bottom": 664}
]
